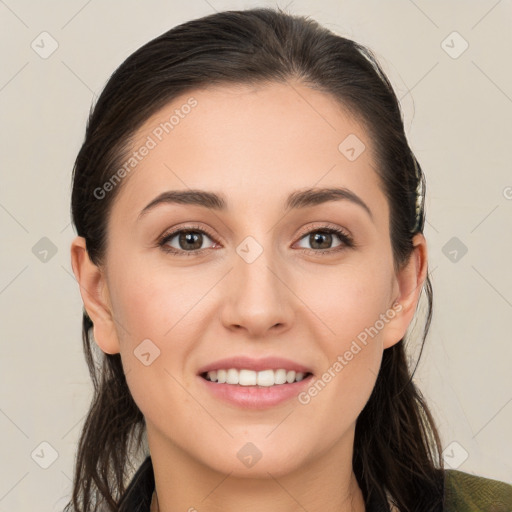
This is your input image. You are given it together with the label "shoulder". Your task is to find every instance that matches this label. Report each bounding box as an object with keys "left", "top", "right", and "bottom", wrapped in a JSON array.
[{"left": 443, "top": 469, "right": 512, "bottom": 512}]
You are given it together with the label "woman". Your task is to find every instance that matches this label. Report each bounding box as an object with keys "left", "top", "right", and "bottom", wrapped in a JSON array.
[{"left": 66, "top": 8, "right": 512, "bottom": 512}]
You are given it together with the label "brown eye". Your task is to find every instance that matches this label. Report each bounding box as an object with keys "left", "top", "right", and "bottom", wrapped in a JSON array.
[
  {"left": 296, "top": 228, "right": 352, "bottom": 252},
  {"left": 159, "top": 228, "right": 217, "bottom": 255},
  {"left": 309, "top": 232, "right": 334, "bottom": 250},
  {"left": 176, "top": 231, "right": 204, "bottom": 250}
]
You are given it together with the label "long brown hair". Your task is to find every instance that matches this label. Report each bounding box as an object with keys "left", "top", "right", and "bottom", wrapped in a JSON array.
[{"left": 65, "top": 7, "right": 444, "bottom": 511}]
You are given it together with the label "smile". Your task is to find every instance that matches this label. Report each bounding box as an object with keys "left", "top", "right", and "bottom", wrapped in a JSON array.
[{"left": 201, "top": 368, "right": 312, "bottom": 386}]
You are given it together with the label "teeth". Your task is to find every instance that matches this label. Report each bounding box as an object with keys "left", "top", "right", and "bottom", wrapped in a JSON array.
[{"left": 204, "top": 368, "right": 308, "bottom": 386}]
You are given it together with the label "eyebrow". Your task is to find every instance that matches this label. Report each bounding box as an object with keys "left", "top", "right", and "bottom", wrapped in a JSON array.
[{"left": 137, "top": 187, "right": 373, "bottom": 221}]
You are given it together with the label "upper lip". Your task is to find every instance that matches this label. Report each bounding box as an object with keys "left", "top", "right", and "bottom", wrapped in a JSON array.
[{"left": 197, "top": 356, "right": 313, "bottom": 375}]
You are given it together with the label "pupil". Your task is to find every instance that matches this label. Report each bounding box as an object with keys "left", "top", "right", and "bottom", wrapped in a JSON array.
[
  {"left": 311, "top": 232, "right": 332, "bottom": 249},
  {"left": 180, "top": 231, "right": 202, "bottom": 250}
]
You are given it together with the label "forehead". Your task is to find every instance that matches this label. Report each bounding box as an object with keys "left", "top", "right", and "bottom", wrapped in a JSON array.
[{"left": 108, "top": 81, "right": 387, "bottom": 226}]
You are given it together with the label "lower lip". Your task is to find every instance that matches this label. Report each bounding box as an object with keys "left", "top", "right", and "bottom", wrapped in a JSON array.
[{"left": 198, "top": 374, "right": 314, "bottom": 409}]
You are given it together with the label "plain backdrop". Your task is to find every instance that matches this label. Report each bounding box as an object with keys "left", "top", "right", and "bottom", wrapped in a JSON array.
[{"left": 0, "top": 1, "right": 511, "bottom": 510}]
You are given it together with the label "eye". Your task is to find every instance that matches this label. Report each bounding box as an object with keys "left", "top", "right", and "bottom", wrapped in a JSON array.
[
  {"left": 295, "top": 226, "right": 354, "bottom": 253},
  {"left": 158, "top": 226, "right": 217, "bottom": 255},
  {"left": 157, "top": 224, "right": 354, "bottom": 256}
]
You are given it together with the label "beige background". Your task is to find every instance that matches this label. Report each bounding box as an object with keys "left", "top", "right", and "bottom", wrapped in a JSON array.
[{"left": 1, "top": 0, "right": 511, "bottom": 510}]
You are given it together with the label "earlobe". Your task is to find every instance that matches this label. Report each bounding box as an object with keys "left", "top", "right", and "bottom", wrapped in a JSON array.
[
  {"left": 70, "top": 236, "right": 120, "bottom": 355},
  {"left": 382, "top": 234, "right": 428, "bottom": 349}
]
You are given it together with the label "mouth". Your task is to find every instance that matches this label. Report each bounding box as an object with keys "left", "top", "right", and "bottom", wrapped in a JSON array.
[
  {"left": 198, "top": 364, "right": 315, "bottom": 409},
  {"left": 200, "top": 368, "right": 314, "bottom": 387}
]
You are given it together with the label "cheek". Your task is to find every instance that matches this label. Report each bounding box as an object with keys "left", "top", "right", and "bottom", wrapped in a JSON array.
[
  {"left": 105, "top": 257, "right": 216, "bottom": 414},
  {"left": 107, "top": 256, "right": 215, "bottom": 347},
  {"left": 293, "top": 259, "right": 392, "bottom": 406},
  {"left": 294, "top": 258, "right": 394, "bottom": 346},
  {"left": 294, "top": 277, "right": 387, "bottom": 451}
]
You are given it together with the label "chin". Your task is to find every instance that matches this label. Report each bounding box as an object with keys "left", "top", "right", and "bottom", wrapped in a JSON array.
[{"left": 198, "top": 438, "right": 311, "bottom": 479}]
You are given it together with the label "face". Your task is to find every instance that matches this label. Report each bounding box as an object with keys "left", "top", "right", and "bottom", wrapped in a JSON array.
[{"left": 75, "top": 81, "right": 422, "bottom": 479}]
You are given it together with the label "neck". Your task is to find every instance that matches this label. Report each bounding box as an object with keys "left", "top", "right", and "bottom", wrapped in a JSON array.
[
  {"left": 152, "top": 474, "right": 364, "bottom": 512},
  {"left": 147, "top": 425, "right": 367, "bottom": 512}
]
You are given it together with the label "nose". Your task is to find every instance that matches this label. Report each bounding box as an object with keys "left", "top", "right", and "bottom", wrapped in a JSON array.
[{"left": 220, "top": 239, "right": 295, "bottom": 338}]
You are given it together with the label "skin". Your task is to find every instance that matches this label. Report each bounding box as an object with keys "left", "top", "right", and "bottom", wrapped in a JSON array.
[{"left": 71, "top": 80, "right": 427, "bottom": 512}]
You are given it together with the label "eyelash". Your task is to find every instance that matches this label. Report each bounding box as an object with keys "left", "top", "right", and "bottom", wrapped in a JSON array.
[{"left": 157, "top": 223, "right": 355, "bottom": 257}]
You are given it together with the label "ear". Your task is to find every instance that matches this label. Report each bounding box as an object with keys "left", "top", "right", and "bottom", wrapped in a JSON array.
[
  {"left": 382, "top": 233, "right": 428, "bottom": 349},
  {"left": 70, "top": 236, "right": 120, "bottom": 354}
]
